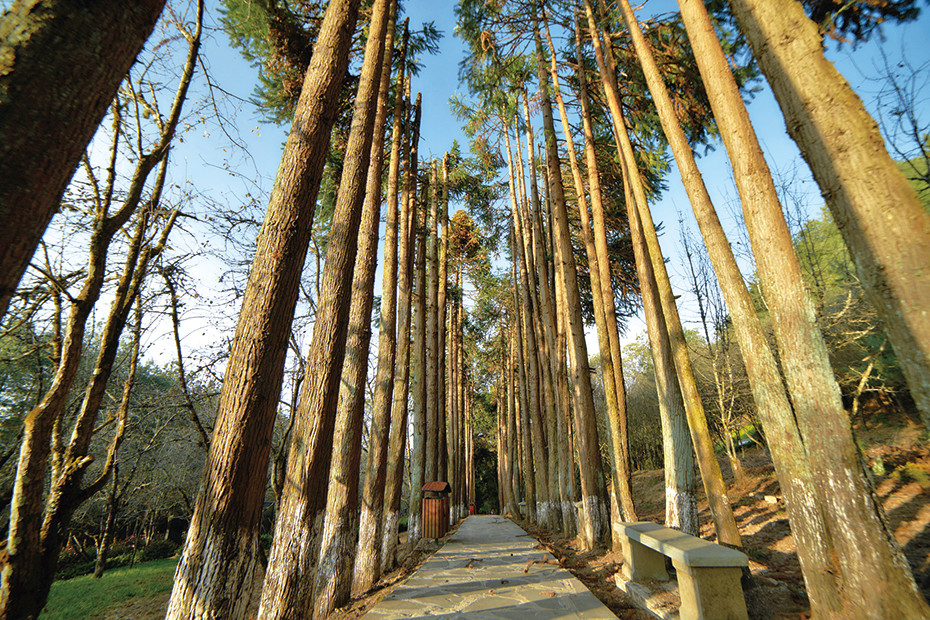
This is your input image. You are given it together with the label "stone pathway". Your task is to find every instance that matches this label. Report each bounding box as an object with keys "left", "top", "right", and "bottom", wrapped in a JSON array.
[{"left": 364, "top": 515, "right": 617, "bottom": 619}]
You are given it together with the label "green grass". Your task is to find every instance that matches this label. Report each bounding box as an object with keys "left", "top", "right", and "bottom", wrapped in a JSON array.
[{"left": 40, "top": 558, "right": 179, "bottom": 620}]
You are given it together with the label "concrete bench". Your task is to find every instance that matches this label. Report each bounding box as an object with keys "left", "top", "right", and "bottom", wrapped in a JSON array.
[{"left": 618, "top": 522, "right": 748, "bottom": 620}]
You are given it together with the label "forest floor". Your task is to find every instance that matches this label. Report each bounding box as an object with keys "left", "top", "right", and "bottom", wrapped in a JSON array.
[
  {"left": 520, "top": 413, "right": 930, "bottom": 619},
  {"left": 95, "top": 415, "right": 929, "bottom": 620}
]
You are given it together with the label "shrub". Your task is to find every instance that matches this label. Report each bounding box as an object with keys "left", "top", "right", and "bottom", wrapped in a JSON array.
[{"left": 138, "top": 539, "right": 180, "bottom": 562}]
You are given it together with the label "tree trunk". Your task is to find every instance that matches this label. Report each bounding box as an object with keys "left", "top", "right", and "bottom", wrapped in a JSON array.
[
  {"left": 517, "top": 106, "right": 556, "bottom": 530},
  {"left": 729, "top": 0, "right": 930, "bottom": 429},
  {"left": 584, "top": 0, "right": 740, "bottom": 546},
  {"left": 166, "top": 5, "right": 358, "bottom": 619},
  {"left": 93, "top": 466, "right": 119, "bottom": 579},
  {"left": 676, "top": 0, "right": 930, "bottom": 615},
  {"left": 408, "top": 173, "right": 429, "bottom": 547},
  {"left": 532, "top": 14, "right": 608, "bottom": 547},
  {"left": 437, "top": 155, "right": 451, "bottom": 484},
  {"left": 0, "top": 0, "right": 166, "bottom": 321},
  {"left": 312, "top": 6, "right": 396, "bottom": 614},
  {"left": 514, "top": 292, "right": 535, "bottom": 522},
  {"left": 449, "top": 292, "right": 462, "bottom": 519},
  {"left": 257, "top": 0, "right": 389, "bottom": 614},
  {"left": 548, "top": 14, "right": 636, "bottom": 527},
  {"left": 381, "top": 91, "right": 420, "bottom": 572},
  {"left": 511, "top": 161, "right": 548, "bottom": 527},
  {"left": 354, "top": 20, "right": 408, "bottom": 594},
  {"left": 425, "top": 162, "right": 440, "bottom": 484}
]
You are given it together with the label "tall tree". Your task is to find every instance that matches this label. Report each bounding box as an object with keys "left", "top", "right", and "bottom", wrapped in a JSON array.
[
  {"left": 0, "top": 0, "right": 166, "bottom": 322},
  {"left": 728, "top": 0, "right": 930, "bottom": 429},
  {"left": 532, "top": 9, "right": 610, "bottom": 547},
  {"left": 408, "top": 171, "right": 429, "bottom": 546},
  {"left": 437, "top": 154, "right": 451, "bottom": 483},
  {"left": 257, "top": 0, "right": 390, "bottom": 614},
  {"left": 676, "top": 0, "right": 930, "bottom": 615},
  {"left": 165, "top": 3, "right": 361, "bottom": 617},
  {"left": 380, "top": 91, "right": 421, "bottom": 572},
  {"left": 354, "top": 19, "right": 409, "bottom": 594},
  {"left": 611, "top": 0, "right": 845, "bottom": 596},
  {"left": 584, "top": 0, "right": 741, "bottom": 546},
  {"left": 3, "top": 4, "right": 198, "bottom": 612},
  {"left": 544, "top": 13, "right": 636, "bottom": 527},
  {"left": 425, "top": 162, "right": 441, "bottom": 483},
  {"left": 312, "top": 4, "right": 397, "bottom": 614}
]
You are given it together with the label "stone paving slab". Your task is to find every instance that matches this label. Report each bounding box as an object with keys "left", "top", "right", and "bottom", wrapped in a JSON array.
[{"left": 364, "top": 515, "right": 616, "bottom": 619}]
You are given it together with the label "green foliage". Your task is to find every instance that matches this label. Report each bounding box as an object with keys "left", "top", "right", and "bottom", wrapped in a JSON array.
[
  {"left": 41, "top": 558, "right": 179, "bottom": 620},
  {"left": 219, "top": 0, "right": 442, "bottom": 124},
  {"left": 219, "top": 0, "right": 323, "bottom": 124},
  {"left": 137, "top": 539, "right": 181, "bottom": 563}
]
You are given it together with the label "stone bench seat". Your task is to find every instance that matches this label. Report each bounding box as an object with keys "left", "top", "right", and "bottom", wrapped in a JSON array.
[{"left": 617, "top": 522, "right": 748, "bottom": 620}]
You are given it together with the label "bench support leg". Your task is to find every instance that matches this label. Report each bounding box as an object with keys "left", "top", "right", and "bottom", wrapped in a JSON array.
[
  {"left": 621, "top": 537, "right": 669, "bottom": 582},
  {"left": 672, "top": 560, "right": 748, "bottom": 620}
]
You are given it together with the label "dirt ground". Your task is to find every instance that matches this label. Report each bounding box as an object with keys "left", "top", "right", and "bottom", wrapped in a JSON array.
[{"left": 97, "top": 418, "right": 929, "bottom": 619}]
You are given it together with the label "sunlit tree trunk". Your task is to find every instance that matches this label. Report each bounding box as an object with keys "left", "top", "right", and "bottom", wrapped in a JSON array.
[
  {"left": 166, "top": 5, "right": 354, "bottom": 617},
  {"left": 380, "top": 92, "right": 419, "bottom": 573},
  {"left": 354, "top": 19, "right": 408, "bottom": 594},
  {"left": 508, "top": 229, "right": 537, "bottom": 523},
  {"left": 437, "top": 154, "right": 451, "bottom": 484},
  {"left": 729, "top": 0, "right": 930, "bottom": 429},
  {"left": 425, "top": 161, "right": 440, "bottom": 484},
  {"left": 502, "top": 333, "right": 519, "bottom": 517},
  {"left": 676, "top": 0, "right": 930, "bottom": 614},
  {"left": 582, "top": 0, "right": 736, "bottom": 542},
  {"left": 257, "top": 0, "right": 390, "bottom": 613},
  {"left": 552, "top": 266, "right": 577, "bottom": 536},
  {"left": 546, "top": 14, "right": 636, "bottom": 529},
  {"left": 449, "top": 280, "right": 463, "bottom": 519},
  {"left": 0, "top": 0, "right": 166, "bottom": 321},
  {"left": 456, "top": 283, "right": 469, "bottom": 519},
  {"left": 518, "top": 103, "right": 558, "bottom": 530},
  {"left": 408, "top": 172, "right": 429, "bottom": 547},
  {"left": 612, "top": 0, "right": 844, "bottom": 594},
  {"left": 506, "top": 130, "right": 544, "bottom": 526},
  {"left": 312, "top": 6, "right": 396, "bottom": 613},
  {"left": 533, "top": 13, "right": 607, "bottom": 547}
]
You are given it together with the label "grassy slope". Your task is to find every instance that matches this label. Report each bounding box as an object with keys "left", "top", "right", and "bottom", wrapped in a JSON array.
[{"left": 40, "top": 558, "right": 178, "bottom": 620}]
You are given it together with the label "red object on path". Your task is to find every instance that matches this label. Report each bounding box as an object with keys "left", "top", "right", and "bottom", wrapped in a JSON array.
[{"left": 469, "top": 504, "right": 476, "bottom": 515}]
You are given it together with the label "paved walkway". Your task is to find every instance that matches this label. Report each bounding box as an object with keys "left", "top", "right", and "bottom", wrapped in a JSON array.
[{"left": 364, "top": 515, "right": 616, "bottom": 619}]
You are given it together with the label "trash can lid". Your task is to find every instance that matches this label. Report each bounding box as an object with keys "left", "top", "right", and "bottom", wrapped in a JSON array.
[{"left": 421, "top": 481, "right": 451, "bottom": 492}]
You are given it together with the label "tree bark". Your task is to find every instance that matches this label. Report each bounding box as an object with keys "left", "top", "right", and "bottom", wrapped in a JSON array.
[
  {"left": 354, "top": 20, "right": 408, "bottom": 594},
  {"left": 549, "top": 13, "right": 636, "bottom": 527},
  {"left": 612, "top": 0, "right": 846, "bottom": 593},
  {"left": 425, "top": 162, "right": 440, "bottom": 484},
  {"left": 257, "top": 0, "right": 389, "bottom": 613},
  {"left": 676, "top": 0, "right": 930, "bottom": 614},
  {"left": 437, "top": 154, "right": 451, "bottom": 484},
  {"left": 0, "top": 0, "right": 166, "bottom": 321},
  {"left": 532, "top": 13, "right": 608, "bottom": 547},
  {"left": 408, "top": 172, "right": 429, "bottom": 546},
  {"left": 517, "top": 105, "right": 556, "bottom": 530},
  {"left": 166, "top": 4, "right": 358, "bottom": 619},
  {"left": 312, "top": 5, "right": 396, "bottom": 614},
  {"left": 729, "top": 0, "right": 930, "bottom": 429},
  {"left": 381, "top": 89, "right": 420, "bottom": 570}
]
